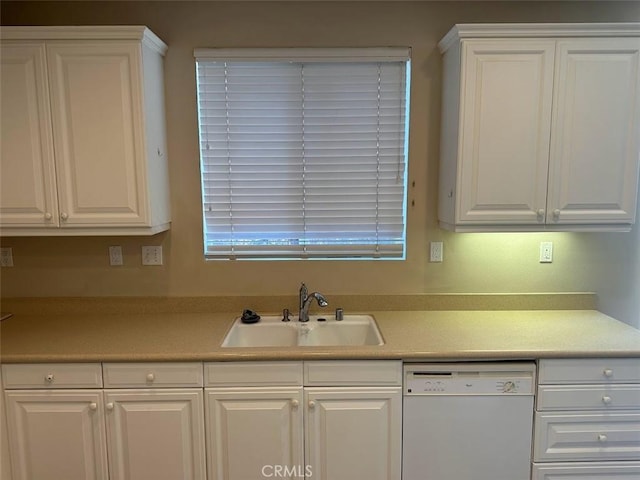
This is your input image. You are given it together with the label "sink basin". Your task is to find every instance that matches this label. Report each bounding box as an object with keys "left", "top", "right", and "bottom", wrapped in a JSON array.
[{"left": 221, "top": 314, "right": 384, "bottom": 347}]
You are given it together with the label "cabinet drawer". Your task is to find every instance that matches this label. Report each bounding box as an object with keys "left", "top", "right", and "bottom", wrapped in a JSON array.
[
  {"left": 103, "top": 363, "right": 203, "bottom": 388},
  {"left": 539, "top": 358, "right": 640, "bottom": 384},
  {"left": 2, "top": 363, "right": 103, "bottom": 389},
  {"left": 537, "top": 384, "right": 640, "bottom": 410},
  {"left": 534, "top": 411, "right": 640, "bottom": 462},
  {"left": 533, "top": 461, "right": 640, "bottom": 479},
  {"left": 205, "top": 362, "right": 303, "bottom": 386},
  {"left": 304, "top": 360, "right": 402, "bottom": 386}
]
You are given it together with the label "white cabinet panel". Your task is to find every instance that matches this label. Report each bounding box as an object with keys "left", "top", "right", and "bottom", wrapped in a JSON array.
[
  {"left": 534, "top": 411, "right": 640, "bottom": 462},
  {"left": 103, "top": 362, "right": 203, "bottom": 388},
  {"left": 4, "top": 390, "right": 108, "bottom": 480},
  {"left": 548, "top": 38, "right": 640, "bottom": 225},
  {"left": 533, "top": 461, "right": 640, "bottom": 479},
  {"left": 0, "top": 43, "right": 58, "bottom": 227},
  {"left": 537, "top": 384, "right": 640, "bottom": 410},
  {"left": 46, "top": 42, "right": 148, "bottom": 227},
  {"left": 539, "top": 358, "right": 640, "bottom": 384},
  {"left": 205, "top": 387, "right": 304, "bottom": 480},
  {"left": 455, "top": 40, "right": 555, "bottom": 225},
  {"left": 305, "top": 387, "right": 402, "bottom": 480},
  {"left": 105, "top": 389, "right": 206, "bottom": 480}
]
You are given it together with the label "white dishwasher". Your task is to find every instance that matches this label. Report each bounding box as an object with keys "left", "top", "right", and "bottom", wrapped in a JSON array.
[{"left": 402, "top": 362, "right": 536, "bottom": 480}]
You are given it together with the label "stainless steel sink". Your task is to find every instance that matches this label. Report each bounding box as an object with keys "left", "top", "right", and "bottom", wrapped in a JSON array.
[{"left": 221, "top": 314, "right": 384, "bottom": 347}]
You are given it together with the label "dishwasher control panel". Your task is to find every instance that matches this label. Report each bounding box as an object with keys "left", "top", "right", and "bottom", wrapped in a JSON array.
[{"left": 404, "top": 362, "right": 535, "bottom": 395}]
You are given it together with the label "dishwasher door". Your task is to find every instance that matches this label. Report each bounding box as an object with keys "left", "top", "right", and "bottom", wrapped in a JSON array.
[{"left": 402, "top": 363, "right": 535, "bottom": 480}]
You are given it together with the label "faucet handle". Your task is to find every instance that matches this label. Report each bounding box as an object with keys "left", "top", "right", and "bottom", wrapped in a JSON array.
[
  {"left": 335, "top": 308, "right": 344, "bottom": 321},
  {"left": 282, "top": 308, "right": 291, "bottom": 322}
]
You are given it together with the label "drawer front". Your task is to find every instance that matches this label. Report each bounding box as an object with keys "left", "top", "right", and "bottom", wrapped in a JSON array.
[
  {"left": 304, "top": 360, "right": 402, "bottom": 386},
  {"left": 2, "top": 363, "right": 103, "bottom": 389},
  {"left": 537, "top": 384, "right": 640, "bottom": 411},
  {"left": 103, "top": 363, "right": 203, "bottom": 388},
  {"left": 533, "top": 461, "right": 640, "bottom": 480},
  {"left": 534, "top": 411, "right": 640, "bottom": 462},
  {"left": 539, "top": 358, "right": 640, "bottom": 384},
  {"left": 205, "top": 362, "right": 303, "bottom": 386}
]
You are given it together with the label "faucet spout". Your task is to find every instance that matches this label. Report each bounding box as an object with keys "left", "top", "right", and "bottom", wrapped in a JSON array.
[{"left": 298, "top": 285, "right": 328, "bottom": 322}]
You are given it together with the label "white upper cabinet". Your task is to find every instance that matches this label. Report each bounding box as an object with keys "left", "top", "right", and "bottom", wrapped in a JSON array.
[
  {"left": 438, "top": 24, "right": 640, "bottom": 232},
  {"left": 0, "top": 27, "right": 170, "bottom": 235}
]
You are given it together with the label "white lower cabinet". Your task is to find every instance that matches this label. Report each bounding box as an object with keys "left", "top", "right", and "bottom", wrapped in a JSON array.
[
  {"left": 305, "top": 387, "right": 401, "bottom": 480},
  {"left": 4, "top": 390, "right": 109, "bottom": 480},
  {"left": 204, "top": 360, "right": 402, "bottom": 480},
  {"left": 534, "top": 358, "right": 640, "bottom": 479},
  {"left": 2, "top": 363, "right": 206, "bottom": 480},
  {"left": 105, "top": 389, "right": 206, "bottom": 480},
  {"left": 205, "top": 387, "right": 304, "bottom": 480}
]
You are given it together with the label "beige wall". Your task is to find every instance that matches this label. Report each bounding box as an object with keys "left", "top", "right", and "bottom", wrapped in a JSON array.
[{"left": 1, "top": 1, "right": 639, "bottom": 298}]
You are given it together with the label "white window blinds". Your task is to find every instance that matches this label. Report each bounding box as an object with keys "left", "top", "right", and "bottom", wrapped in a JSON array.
[{"left": 195, "top": 48, "right": 410, "bottom": 259}]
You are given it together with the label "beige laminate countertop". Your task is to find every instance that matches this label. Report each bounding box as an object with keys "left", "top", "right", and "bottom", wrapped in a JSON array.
[{"left": 1, "top": 310, "right": 639, "bottom": 363}]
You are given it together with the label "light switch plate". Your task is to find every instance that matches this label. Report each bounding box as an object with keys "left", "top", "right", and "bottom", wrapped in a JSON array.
[
  {"left": 539, "top": 242, "right": 553, "bottom": 263},
  {"left": 142, "top": 246, "right": 163, "bottom": 266},
  {"left": 430, "top": 242, "right": 443, "bottom": 263},
  {"left": 109, "top": 246, "right": 123, "bottom": 266},
  {"left": 0, "top": 247, "right": 13, "bottom": 267}
]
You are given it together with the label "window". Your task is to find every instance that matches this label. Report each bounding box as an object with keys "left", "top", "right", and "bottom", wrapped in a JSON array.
[{"left": 195, "top": 48, "right": 410, "bottom": 259}]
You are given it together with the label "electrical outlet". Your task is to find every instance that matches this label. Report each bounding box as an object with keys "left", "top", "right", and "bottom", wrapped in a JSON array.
[
  {"left": 142, "top": 246, "right": 163, "bottom": 266},
  {"left": 430, "top": 241, "right": 443, "bottom": 263},
  {"left": 109, "top": 246, "right": 123, "bottom": 266},
  {"left": 0, "top": 247, "right": 14, "bottom": 267},
  {"left": 539, "top": 242, "right": 553, "bottom": 263}
]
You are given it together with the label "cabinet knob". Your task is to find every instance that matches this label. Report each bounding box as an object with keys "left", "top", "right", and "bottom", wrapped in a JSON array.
[
  {"left": 552, "top": 209, "right": 561, "bottom": 219},
  {"left": 44, "top": 212, "right": 53, "bottom": 220},
  {"left": 146, "top": 373, "right": 155, "bottom": 382},
  {"left": 602, "top": 395, "right": 612, "bottom": 405},
  {"left": 291, "top": 399, "right": 299, "bottom": 408},
  {"left": 537, "top": 209, "right": 545, "bottom": 219},
  {"left": 60, "top": 212, "right": 68, "bottom": 221},
  {"left": 106, "top": 402, "right": 114, "bottom": 411},
  {"left": 598, "top": 434, "right": 608, "bottom": 443},
  {"left": 603, "top": 368, "right": 614, "bottom": 378},
  {"left": 45, "top": 374, "right": 54, "bottom": 383},
  {"left": 308, "top": 400, "right": 316, "bottom": 410},
  {"left": 89, "top": 402, "right": 97, "bottom": 411}
]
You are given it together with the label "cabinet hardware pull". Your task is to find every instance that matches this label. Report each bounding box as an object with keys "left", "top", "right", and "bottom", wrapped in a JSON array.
[
  {"left": 308, "top": 400, "right": 316, "bottom": 410},
  {"left": 44, "top": 212, "right": 52, "bottom": 220},
  {"left": 603, "top": 368, "right": 614, "bottom": 378},
  {"left": 146, "top": 373, "right": 155, "bottom": 382},
  {"left": 598, "top": 434, "right": 608, "bottom": 442},
  {"left": 45, "top": 374, "right": 54, "bottom": 383},
  {"left": 553, "top": 209, "right": 561, "bottom": 218},
  {"left": 291, "top": 399, "right": 299, "bottom": 408},
  {"left": 602, "top": 395, "right": 612, "bottom": 405},
  {"left": 89, "top": 403, "right": 97, "bottom": 411},
  {"left": 106, "top": 403, "right": 114, "bottom": 411},
  {"left": 537, "top": 209, "right": 545, "bottom": 218},
  {"left": 60, "top": 212, "right": 68, "bottom": 221}
]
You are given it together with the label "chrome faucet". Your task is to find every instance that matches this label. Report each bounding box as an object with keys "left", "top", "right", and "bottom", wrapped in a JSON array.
[{"left": 298, "top": 283, "right": 328, "bottom": 322}]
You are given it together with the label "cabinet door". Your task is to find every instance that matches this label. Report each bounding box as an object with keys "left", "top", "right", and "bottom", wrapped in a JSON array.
[
  {"left": 548, "top": 38, "right": 640, "bottom": 225},
  {"left": 105, "top": 389, "right": 205, "bottom": 480},
  {"left": 46, "top": 42, "right": 150, "bottom": 228},
  {"left": 4, "top": 390, "right": 108, "bottom": 480},
  {"left": 456, "top": 40, "right": 555, "bottom": 225},
  {"left": 205, "top": 387, "right": 304, "bottom": 480},
  {"left": 305, "top": 387, "right": 401, "bottom": 480},
  {"left": 0, "top": 43, "right": 59, "bottom": 228}
]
